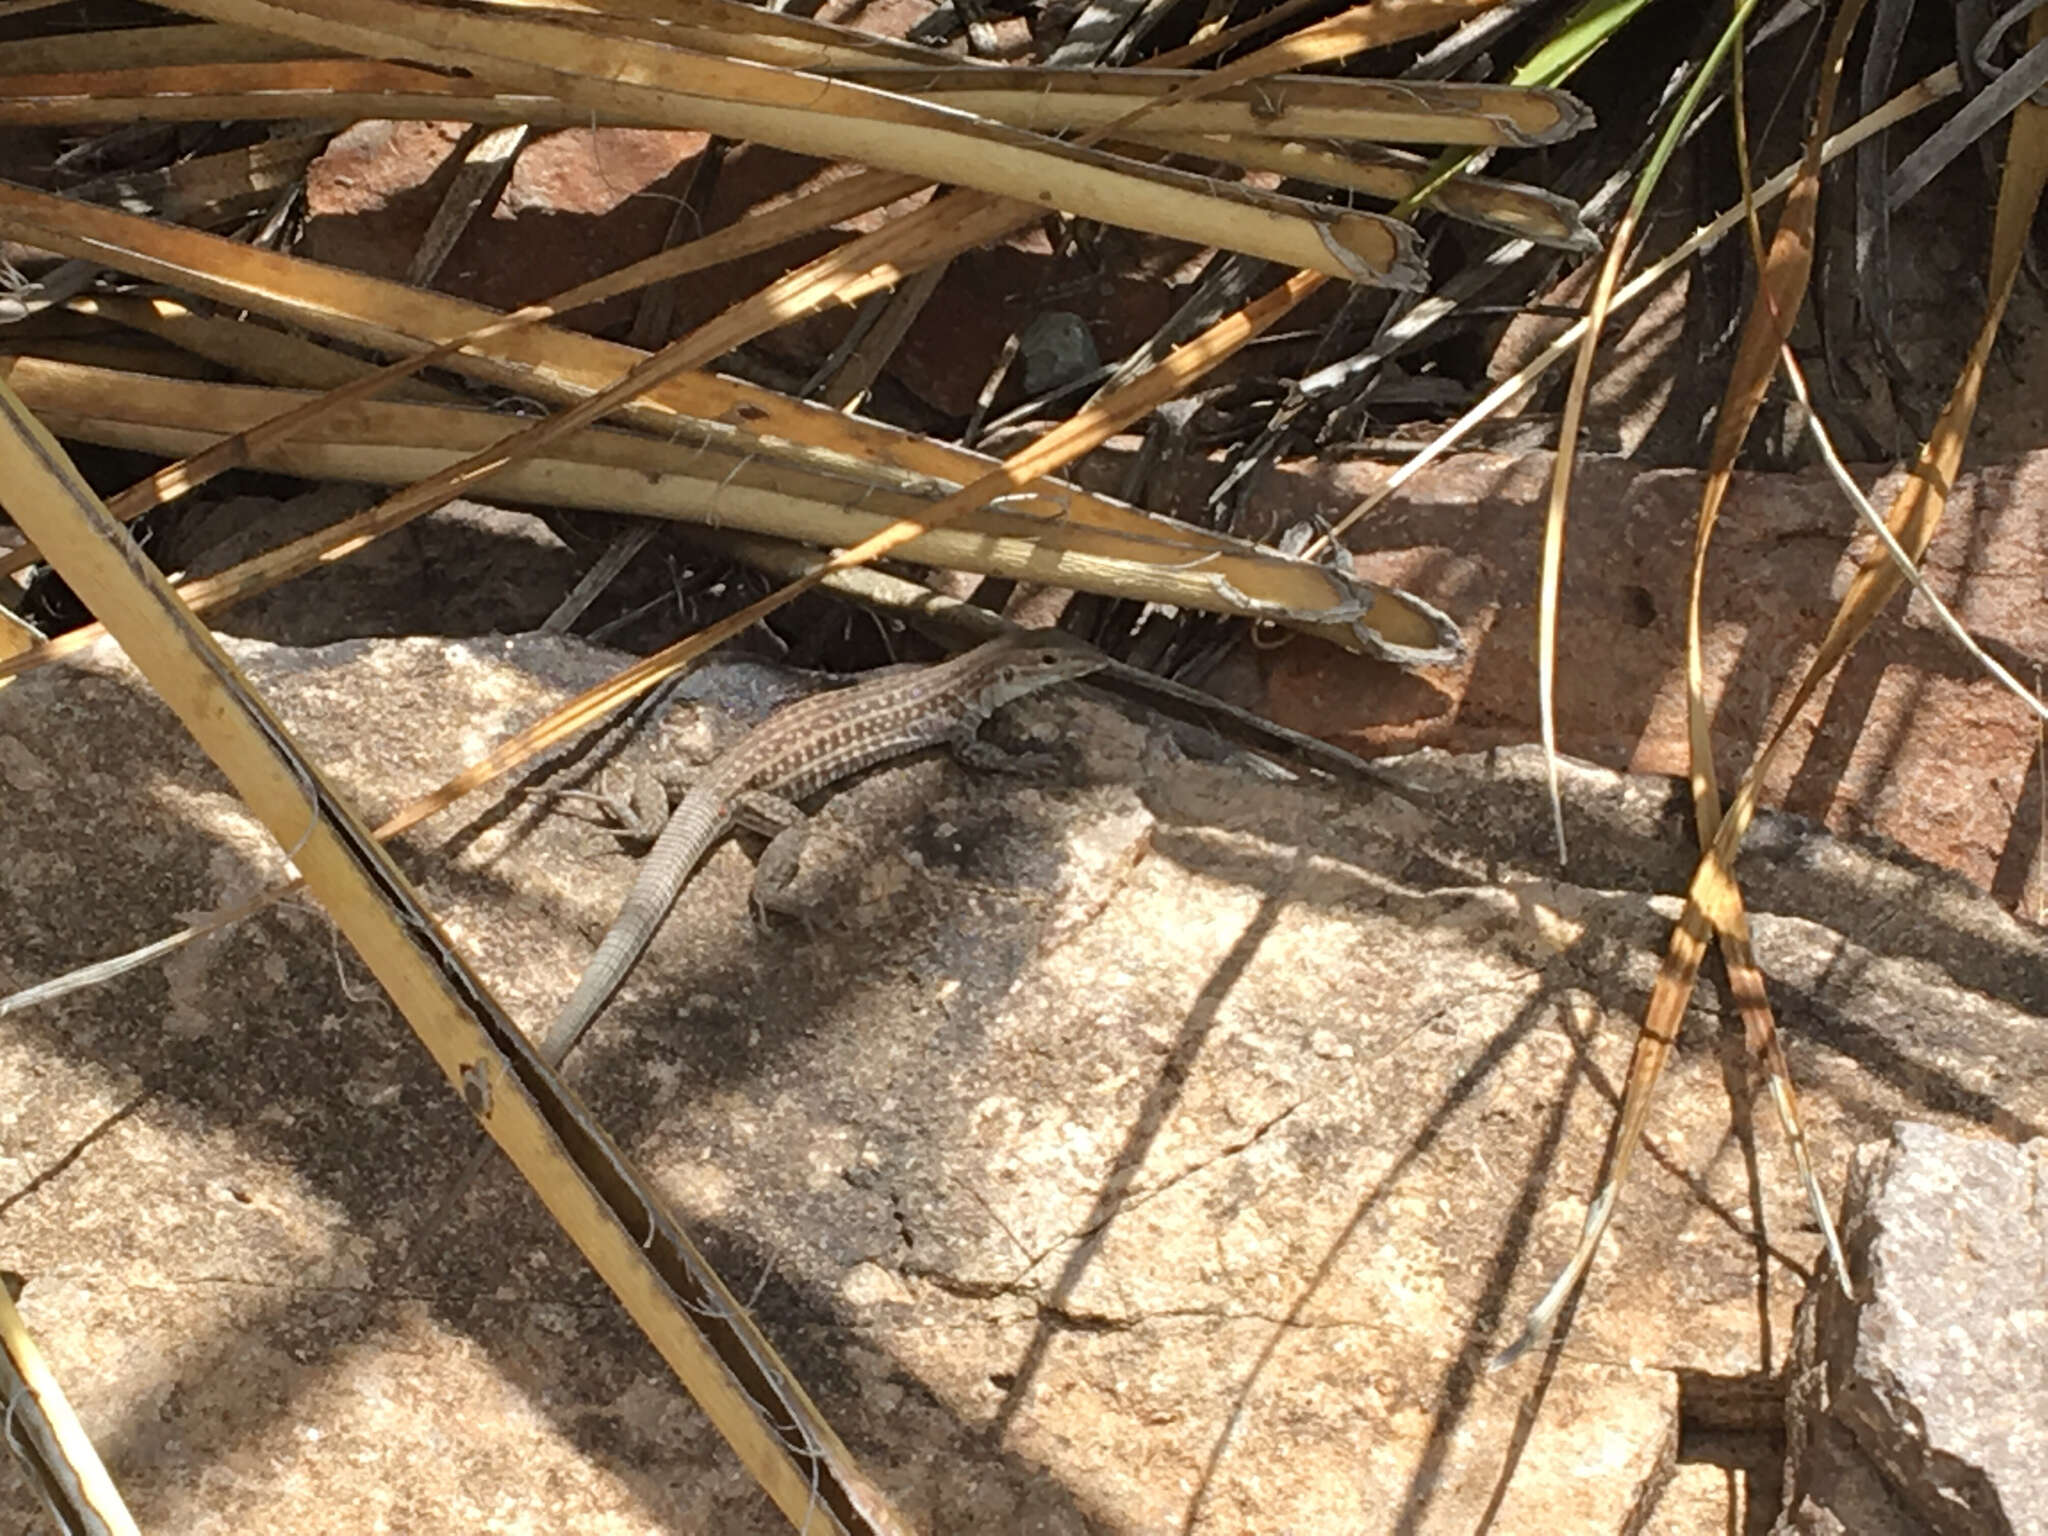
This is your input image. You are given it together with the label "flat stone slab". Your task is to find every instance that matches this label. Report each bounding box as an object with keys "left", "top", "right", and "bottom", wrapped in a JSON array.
[{"left": 6, "top": 635, "right": 2047, "bottom": 1532}]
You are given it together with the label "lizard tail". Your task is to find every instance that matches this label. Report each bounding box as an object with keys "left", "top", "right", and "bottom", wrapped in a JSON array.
[{"left": 534, "top": 797, "right": 722, "bottom": 1065}]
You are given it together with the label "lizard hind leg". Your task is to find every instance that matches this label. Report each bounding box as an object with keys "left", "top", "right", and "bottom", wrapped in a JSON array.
[
  {"left": 733, "top": 790, "right": 819, "bottom": 935},
  {"left": 545, "top": 766, "right": 676, "bottom": 846}
]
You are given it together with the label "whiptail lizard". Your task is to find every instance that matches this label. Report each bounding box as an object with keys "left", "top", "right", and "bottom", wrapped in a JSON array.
[{"left": 417, "top": 628, "right": 1104, "bottom": 1245}]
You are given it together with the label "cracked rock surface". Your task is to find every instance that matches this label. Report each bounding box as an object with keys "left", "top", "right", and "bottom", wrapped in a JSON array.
[
  {"left": 5, "top": 634, "right": 2047, "bottom": 1533},
  {"left": 1776, "top": 1123, "right": 2048, "bottom": 1536}
]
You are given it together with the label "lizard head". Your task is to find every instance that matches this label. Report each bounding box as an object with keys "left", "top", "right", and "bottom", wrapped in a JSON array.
[{"left": 979, "top": 628, "right": 1105, "bottom": 706}]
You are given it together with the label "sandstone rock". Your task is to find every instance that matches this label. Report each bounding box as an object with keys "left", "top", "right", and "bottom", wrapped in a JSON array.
[
  {"left": 1070, "top": 448, "right": 2048, "bottom": 923},
  {"left": 302, "top": 121, "right": 713, "bottom": 329},
  {"left": 5, "top": 636, "right": 2047, "bottom": 1531},
  {"left": 1777, "top": 1123, "right": 2048, "bottom": 1536}
]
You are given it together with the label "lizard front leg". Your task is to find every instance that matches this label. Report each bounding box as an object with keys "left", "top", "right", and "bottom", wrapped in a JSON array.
[{"left": 951, "top": 726, "right": 1059, "bottom": 778}]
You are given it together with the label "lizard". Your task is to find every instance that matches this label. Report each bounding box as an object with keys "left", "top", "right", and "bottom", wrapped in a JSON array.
[{"left": 417, "top": 627, "right": 1105, "bottom": 1243}]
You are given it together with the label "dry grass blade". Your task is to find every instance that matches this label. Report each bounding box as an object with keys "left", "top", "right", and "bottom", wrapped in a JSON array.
[
  {"left": 1117, "top": 132, "right": 1596, "bottom": 246},
  {"left": 0, "top": 1277, "right": 140, "bottom": 1536},
  {"left": 0, "top": 51, "right": 1441, "bottom": 282},
  {"left": 0, "top": 165, "right": 926, "bottom": 596},
  {"left": 0, "top": 191, "right": 1046, "bottom": 672},
  {"left": 1150, "top": 0, "right": 1503, "bottom": 84},
  {"left": 1319, "top": 62, "right": 1960, "bottom": 543},
  {"left": 1, "top": 189, "right": 1296, "bottom": 673},
  {"left": 1780, "top": 345, "right": 2048, "bottom": 726},
  {"left": 0, "top": 6, "right": 922, "bottom": 74},
  {"left": 0, "top": 57, "right": 1574, "bottom": 185},
  {"left": 828, "top": 64, "right": 1588, "bottom": 145},
  {"left": 181, "top": 0, "right": 1522, "bottom": 90},
  {"left": 1535, "top": 0, "right": 1769, "bottom": 866},
  {"left": 62, "top": 291, "right": 466, "bottom": 400},
  {"left": 1887, "top": 11, "right": 2048, "bottom": 210},
  {"left": 61, "top": 128, "right": 327, "bottom": 228},
  {"left": 0, "top": 0, "right": 1513, "bottom": 623},
  {"left": 1498, "top": 1, "right": 2048, "bottom": 1368},
  {"left": 0, "top": 18, "right": 314, "bottom": 70},
  {"left": 0, "top": 59, "right": 639, "bottom": 130},
  {"left": 0, "top": 182, "right": 1454, "bottom": 661},
  {"left": 4, "top": 357, "right": 1433, "bottom": 651},
  {"left": 0, "top": 161, "right": 927, "bottom": 568},
  {"left": 0, "top": 375, "right": 911, "bottom": 1535},
  {"left": 151, "top": 0, "right": 1429, "bottom": 282},
  {"left": 1498, "top": 0, "right": 1867, "bottom": 1370},
  {"left": 1699, "top": 90, "right": 2048, "bottom": 863},
  {"left": 478, "top": 0, "right": 943, "bottom": 70},
  {"left": 1665, "top": 0, "right": 1859, "bottom": 1300}
]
